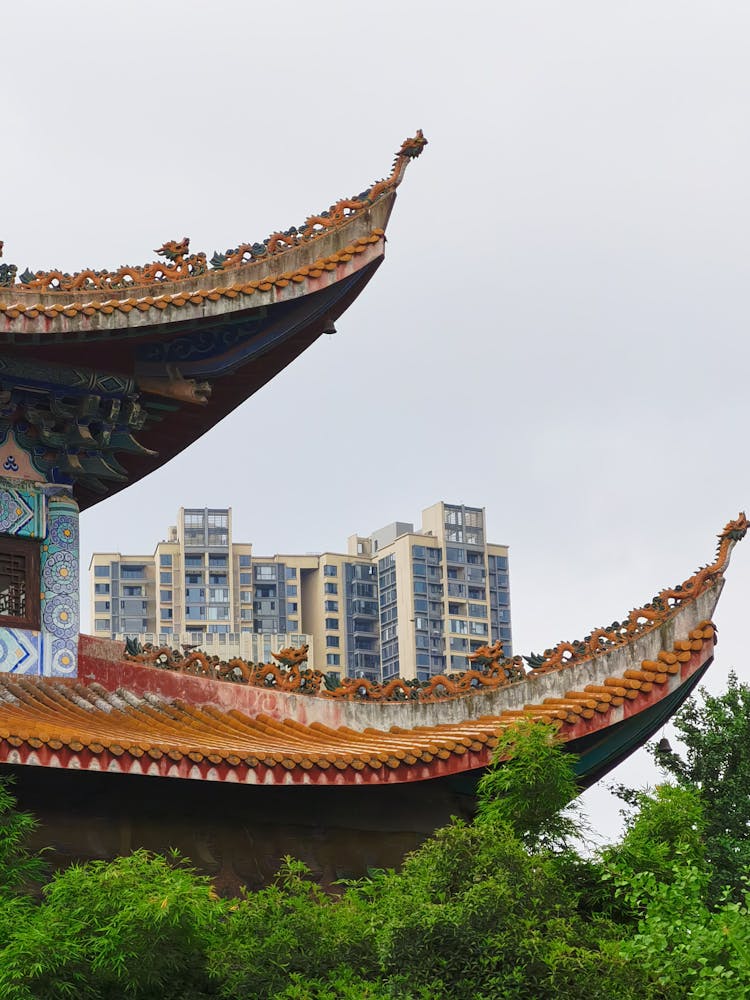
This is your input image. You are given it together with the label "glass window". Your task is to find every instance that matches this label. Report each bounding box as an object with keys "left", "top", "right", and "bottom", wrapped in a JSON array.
[
  {"left": 160, "top": 571, "right": 172, "bottom": 584},
  {"left": 94, "top": 565, "right": 110, "bottom": 577},
  {"left": 412, "top": 562, "right": 427, "bottom": 577},
  {"left": 287, "top": 619, "right": 298, "bottom": 630},
  {"left": 95, "top": 619, "right": 110, "bottom": 632},
  {"left": 414, "top": 598, "right": 428, "bottom": 613},
  {"left": 287, "top": 602, "right": 298, "bottom": 613},
  {"left": 160, "top": 589, "right": 172, "bottom": 603},
  {"left": 325, "top": 617, "right": 339, "bottom": 630},
  {"left": 285, "top": 567, "right": 297, "bottom": 579},
  {"left": 161, "top": 608, "right": 173, "bottom": 620},
  {"left": 324, "top": 600, "right": 338, "bottom": 612},
  {"left": 239, "top": 555, "right": 251, "bottom": 568},
  {"left": 121, "top": 565, "right": 145, "bottom": 579},
  {"left": 207, "top": 512, "right": 229, "bottom": 547},
  {"left": 323, "top": 565, "right": 337, "bottom": 577},
  {"left": 324, "top": 582, "right": 338, "bottom": 595},
  {"left": 185, "top": 555, "right": 203, "bottom": 569},
  {"left": 286, "top": 584, "right": 297, "bottom": 597},
  {"left": 326, "top": 653, "right": 340, "bottom": 666},
  {"left": 240, "top": 573, "right": 252, "bottom": 585},
  {"left": 468, "top": 603, "right": 487, "bottom": 618},
  {"left": 240, "top": 590, "right": 252, "bottom": 602},
  {"left": 159, "top": 554, "right": 172, "bottom": 567},
  {"left": 412, "top": 545, "right": 426, "bottom": 559},
  {"left": 413, "top": 580, "right": 427, "bottom": 595},
  {"left": 94, "top": 583, "right": 110, "bottom": 595},
  {"left": 94, "top": 600, "right": 110, "bottom": 612},
  {"left": 326, "top": 635, "right": 340, "bottom": 648},
  {"left": 446, "top": 547, "right": 465, "bottom": 563},
  {"left": 255, "top": 565, "right": 275, "bottom": 580}
]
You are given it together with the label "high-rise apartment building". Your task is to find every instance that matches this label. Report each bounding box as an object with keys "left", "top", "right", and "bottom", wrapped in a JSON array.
[{"left": 89, "top": 502, "right": 511, "bottom": 681}]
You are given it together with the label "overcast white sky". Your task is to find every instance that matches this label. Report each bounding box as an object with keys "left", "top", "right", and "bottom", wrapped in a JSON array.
[{"left": 5, "top": 1, "right": 750, "bottom": 841}]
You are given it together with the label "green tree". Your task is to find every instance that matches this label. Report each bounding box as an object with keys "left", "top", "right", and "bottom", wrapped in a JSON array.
[
  {"left": 0, "top": 850, "right": 223, "bottom": 1000},
  {"left": 475, "top": 719, "right": 581, "bottom": 850},
  {"left": 615, "top": 856, "right": 750, "bottom": 998},
  {"left": 605, "top": 783, "right": 706, "bottom": 884},
  {"left": 371, "top": 816, "right": 649, "bottom": 999},
  {"left": 652, "top": 672, "right": 750, "bottom": 899},
  {"left": 209, "top": 857, "right": 379, "bottom": 1000},
  {"left": 0, "top": 776, "right": 46, "bottom": 899},
  {"left": 11, "top": 710, "right": 750, "bottom": 998}
]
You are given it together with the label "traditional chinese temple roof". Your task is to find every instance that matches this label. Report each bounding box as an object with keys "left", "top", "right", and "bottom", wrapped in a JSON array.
[
  {"left": 0, "top": 514, "right": 744, "bottom": 788},
  {"left": 0, "top": 132, "right": 427, "bottom": 510}
]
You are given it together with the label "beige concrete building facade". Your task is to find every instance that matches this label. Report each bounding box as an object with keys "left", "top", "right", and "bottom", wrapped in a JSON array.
[{"left": 89, "top": 502, "right": 511, "bottom": 681}]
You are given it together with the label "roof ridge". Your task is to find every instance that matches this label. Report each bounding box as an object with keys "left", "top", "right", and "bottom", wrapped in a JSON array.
[{"left": 0, "top": 131, "right": 426, "bottom": 298}]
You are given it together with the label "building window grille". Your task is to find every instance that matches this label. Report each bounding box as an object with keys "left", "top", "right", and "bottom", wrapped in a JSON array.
[{"left": 0, "top": 536, "right": 40, "bottom": 630}]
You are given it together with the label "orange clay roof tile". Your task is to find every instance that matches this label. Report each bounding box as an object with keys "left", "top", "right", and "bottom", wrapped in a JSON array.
[{"left": 0, "top": 624, "right": 719, "bottom": 783}]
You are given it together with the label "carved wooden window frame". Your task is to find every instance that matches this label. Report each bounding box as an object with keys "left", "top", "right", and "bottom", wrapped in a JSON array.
[{"left": 0, "top": 535, "right": 40, "bottom": 631}]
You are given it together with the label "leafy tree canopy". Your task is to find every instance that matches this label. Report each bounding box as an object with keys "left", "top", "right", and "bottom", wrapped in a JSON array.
[
  {"left": 2, "top": 696, "right": 750, "bottom": 999},
  {"left": 652, "top": 671, "right": 750, "bottom": 899}
]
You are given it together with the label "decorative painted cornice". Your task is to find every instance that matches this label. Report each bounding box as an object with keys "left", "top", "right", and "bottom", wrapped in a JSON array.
[{"left": 0, "top": 131, "right": 426, "bottom": 298}]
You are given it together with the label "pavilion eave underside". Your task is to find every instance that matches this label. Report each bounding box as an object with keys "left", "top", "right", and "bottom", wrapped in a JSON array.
[{"left": 0, "top": 141, "right": 414, "bottom": 508}]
